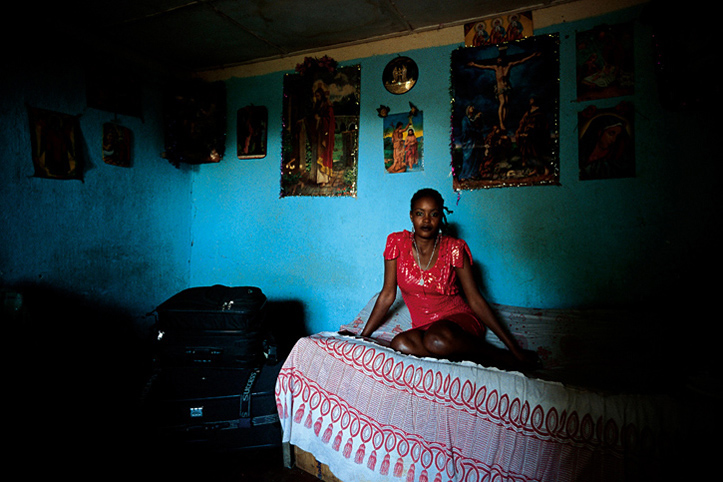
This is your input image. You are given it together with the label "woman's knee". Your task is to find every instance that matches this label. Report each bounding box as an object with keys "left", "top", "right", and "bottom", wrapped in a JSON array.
[
  {"left": 422, "top": 327, "right": 454, "bottom": 356},
  {"left": 423, "top": 321, "right": 471, "bottom": 357},
  {"left": 391, "top": 331, "right": 421, "bottom": 354},
  {"left": 390, "top": 334, "right": 407, "bottom": 352}
]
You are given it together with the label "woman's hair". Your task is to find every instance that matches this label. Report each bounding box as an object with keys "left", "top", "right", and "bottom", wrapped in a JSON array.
[{"left": 410, "top": 188, "right": 453, "bottom": 234}]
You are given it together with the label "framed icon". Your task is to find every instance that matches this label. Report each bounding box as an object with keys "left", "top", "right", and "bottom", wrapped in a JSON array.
[
  {"left": 237, "top": 105, "right": 267, "bottom": 159},
  {"left": 382, "top": 56, "right": 418, "bottom": 95},
  {"left": 27, "top": 106, "right": 84, "bottom": 180},
  {"left": 280, "top": 63, "right": 360, "bottom": 197},
  {"left": 102, "top": 123, "right": 132, "bottom": 167},
  {"left": 163, "top": 79, "right": 226, "bottom": 167}
]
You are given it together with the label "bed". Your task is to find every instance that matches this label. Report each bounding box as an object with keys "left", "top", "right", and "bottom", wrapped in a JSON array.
[{"left": 275, "top": 291, "right": 682, "bottom": 482}]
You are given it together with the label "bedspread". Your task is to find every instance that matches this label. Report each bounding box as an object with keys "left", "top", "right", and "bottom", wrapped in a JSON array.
[{"left": 276, "top": 333, "right": 679, "bottom": 482}]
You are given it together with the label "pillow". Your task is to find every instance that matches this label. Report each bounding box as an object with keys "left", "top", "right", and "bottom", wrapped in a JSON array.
[{"left": 339, "top": 289, "right": 412, "bottom": 342}]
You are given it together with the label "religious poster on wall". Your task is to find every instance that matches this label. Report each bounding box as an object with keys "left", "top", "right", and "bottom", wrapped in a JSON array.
[
  {"left": 280, "top": 57, "right": 360, "bottom": 197},
  {"left": 27, "top": 106, "right": 84, "bottom": 180},
  {"left": 237, "top": 105, "right": 267, "bottom": 159},
  {"left": 578, "top": 101, "right": 635, "bottom": 180},
  {"left": 464, "top": 12, "right": 533, "bottom": 47},
  {"left": 450, "top": 34, "right": 559, "bottom": 190},
  {"left": 383, "top": 104, "right": 423, "bottom": 174},
  {"left": 102, "top": 123, "right": 132, "bottom": 167},
  {"left": 163, "top": 79, "right": 226, "bottom": 167},
  {"left": 575, "top": 22, "right": 634, "bottom": 102}
]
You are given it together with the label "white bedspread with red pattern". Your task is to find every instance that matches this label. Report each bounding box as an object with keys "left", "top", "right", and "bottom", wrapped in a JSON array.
[{"left": 276, "top": 332, "right": 678, "bottom": 482}]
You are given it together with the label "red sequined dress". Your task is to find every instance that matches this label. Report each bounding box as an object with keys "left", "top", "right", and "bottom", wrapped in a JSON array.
[{"left": 383, "top": 230, "right": 486, "bottom": 337}]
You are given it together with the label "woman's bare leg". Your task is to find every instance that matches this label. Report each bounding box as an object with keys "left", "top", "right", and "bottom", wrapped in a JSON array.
[
  {"left": 391, "top": 321, "right": 476, "bottom": 359},
  {"left": 392, "top": 321, "right": 523, "bottom": 368},
  {"left": 423, "top": 320, "right": 479, "bottom": 358},
  {"left": 390, "top": 329, "right": 434, "bottom": 357}
]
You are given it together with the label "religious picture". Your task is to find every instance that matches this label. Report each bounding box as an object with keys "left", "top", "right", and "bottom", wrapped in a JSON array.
[
  {"left": 163, "top": 79, "right": 226, "bottom": 167},
  {"left": 281, "top": 58, "right": 360, "bottom": 197},
  {"left": 450, "top": 34, "right": 560, "bottom": 190},
  {"left": 384, "top": 108, "right": 423, "bottom": 173},
  {"left": 464, "top": 12, "right": 533, "bottom": 47},
  {"left": 576, "top": 22, "right": 634, "bottom": 101},
  {"left": 382, "top": 56, "right": 418, "bottom": 95},
  {"left": 27, "top": 106, "right": 83, "bottom": 180},
  {"left": 237, "top": 105, "right": 267, "bottom": 159},
  {"left": 578, "top": 101, "right": 635, "bottom": 180},
  {"left": 102, "top": 123, "right": 132, "bottom": 167}
]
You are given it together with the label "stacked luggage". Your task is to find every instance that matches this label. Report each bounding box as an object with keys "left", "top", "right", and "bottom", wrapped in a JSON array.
[{"left": 141, "top": 285, "right": 282, "bottom": 451}]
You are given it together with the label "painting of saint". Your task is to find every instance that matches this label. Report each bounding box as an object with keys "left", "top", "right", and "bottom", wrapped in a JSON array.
[
  {"left": 27, "top": 106, "right": 83, "bottom": 180},
  {"left": 578, "top": 101, "right": 635, "bottom": 180},
  {"left": 102, "top": 123, "right": 132, "bottom": 167},
  {"left": 237, "top": 105, "right": 267, "bottom": 159},
  {"left": 464, "top": 12, "right": 533, "bottom": 47},
  {"left": 281, "top": 62, "right": 360, "bottom": 197},
  {"left": 384, "top": 110, "right": 423, "bottom": 174},
  {"left": 576, "top": 22, "right": 634, "bottom": 101},
  {"left": 450, "top": 34, "right": 559, "bottom": 190},
  {"left": 163, "top": 80, "right": 226, "bottom": 167}
]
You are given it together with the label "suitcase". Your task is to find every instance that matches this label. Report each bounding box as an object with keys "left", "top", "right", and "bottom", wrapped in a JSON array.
[
  {"left": 153, "top": 285, "right": 272, "bottom": 368},
  {"left": 141, "top": 361, "right": 283, "bottom": 450},
  {"left": 143, "top": 285, "right": 281, "bottom": 450}
]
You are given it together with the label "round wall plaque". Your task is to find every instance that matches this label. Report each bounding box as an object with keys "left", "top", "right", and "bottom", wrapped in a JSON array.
[{"left": 382, "top": 56, "right": 418, "bottom": 95}]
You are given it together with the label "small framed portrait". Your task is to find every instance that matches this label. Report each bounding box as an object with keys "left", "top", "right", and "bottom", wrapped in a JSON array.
[
  {"left": 237, "top": 105, "right": 267, "bottom": 159},
  {"left": 382, "top": 56, "right": 419, "bottom": 95},
  {"left": 102, "top": 123, "right": 132, "bottom": 167},
  {"left": 27, "top": 106, "right": 84, "bottom": 180}
]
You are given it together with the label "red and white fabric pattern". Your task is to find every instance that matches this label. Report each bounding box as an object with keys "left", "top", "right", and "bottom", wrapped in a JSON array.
[{"left": 276, "top": 332, "right": 676, "bottom": 482}]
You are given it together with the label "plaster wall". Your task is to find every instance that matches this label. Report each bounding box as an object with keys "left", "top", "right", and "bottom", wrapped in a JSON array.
[
  {"left": 1, "top": 0, "right": 716, "bottom": 342},
  {"left": 1, "top": 41, "right": 194, "bottom": 324},
  {"left": 188, "top": 2, "right": 717, "bottom": 335}
]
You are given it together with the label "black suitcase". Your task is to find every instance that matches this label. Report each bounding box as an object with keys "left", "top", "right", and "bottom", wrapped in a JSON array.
[
  {"left": 153, "top": 285, "right": 271, "bottom": 368},
  {"left": 142, "top": 361, "right": 283, "bottom": 450}
]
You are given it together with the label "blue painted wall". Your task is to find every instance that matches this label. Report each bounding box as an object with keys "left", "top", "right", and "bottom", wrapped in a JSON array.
[
  {"left": 189, "top": 5, "right": 717, "bottom": 335},
  {"left": 1, "top": 38, "right": 194, "bottom": 327},
  {"left": 1, "top": 4, "right": 717, "bottom": 340}
]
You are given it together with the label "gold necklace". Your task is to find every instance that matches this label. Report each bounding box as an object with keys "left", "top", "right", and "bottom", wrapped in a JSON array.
[{"left": 413, "top": 235, "right": 438, "bottom": 286}]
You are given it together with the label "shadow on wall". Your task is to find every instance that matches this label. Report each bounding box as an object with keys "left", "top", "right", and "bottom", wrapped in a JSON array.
[
  {"left": 6, "top": 281, "right": 151, "bottom": 397},
  {"left": 446, "top": 221, "right": 495, "bottom": 299},
  {"left": 4, "top": 282, "right": 309, "bottom": 474},
  {"left": 5, "top": 282, "right": 153, "bottom": 469},
  {"left": 266, "top": 300, "right": 308, "bottom": 360},
  {"left": 3, "top": 283, "right": 310, "bottom": 384}
]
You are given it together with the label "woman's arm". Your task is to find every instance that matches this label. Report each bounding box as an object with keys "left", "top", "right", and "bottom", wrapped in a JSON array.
[
  {"left": 361, "top": 258, "right": 398, "bottom": 338},
  {"left": 455, "top": 253, "right": 526, "bottom": 360}
]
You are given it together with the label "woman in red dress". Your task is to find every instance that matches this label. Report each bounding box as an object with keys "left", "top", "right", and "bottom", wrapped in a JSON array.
[{"left": 361, "top": 188, "right": 536, "bottom": 368}]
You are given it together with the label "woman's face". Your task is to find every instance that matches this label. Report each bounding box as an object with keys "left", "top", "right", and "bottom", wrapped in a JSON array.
[
  {"left": 410, "top": 196, "right": 442, "bottom": 238},
  {"left": 599, "top": 125, "right": 622, "bottom": 148}
]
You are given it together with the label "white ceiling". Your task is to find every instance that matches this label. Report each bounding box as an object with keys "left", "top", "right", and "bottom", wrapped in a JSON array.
[{"left": 35, "top": 0, "right": 568, "bottom": 72}]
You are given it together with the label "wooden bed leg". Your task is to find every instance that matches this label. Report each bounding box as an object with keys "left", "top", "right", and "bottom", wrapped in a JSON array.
[
  {"left": 293, "top": 445, "right": 345, "bottom": 482},
  {"left": 282, "top": 441, "right": 293, "bottom": 469}
]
